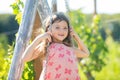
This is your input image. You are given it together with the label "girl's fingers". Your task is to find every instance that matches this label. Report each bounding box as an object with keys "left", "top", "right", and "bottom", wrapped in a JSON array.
[
  {"left": 46, "top": 33, "right": 52, "bottom": 42},
  {"left": 70, "top": 27, "right": 72, "bottom": 32},
  {"left": 47, "top": 31, "right": 52, "bottom": 36},
  {"left": 70, "top": 27, "right": 74, "bottom": 33},
  {"left": 48, "top": 35, "right": 52, "bottom": 42},
  {"left": 70, "top": 27, "right": 76, "bottom": 38},
  {"left": 70, "top": 27, "right": 74, "bottom": 36}
]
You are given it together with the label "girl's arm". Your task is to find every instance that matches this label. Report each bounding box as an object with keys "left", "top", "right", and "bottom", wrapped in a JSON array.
[
  {"left": 70, "top": 27, "right": 90, "bottom": 58},
  {"left": 22, "top": 32, "right": 52, "bottom": 63}
]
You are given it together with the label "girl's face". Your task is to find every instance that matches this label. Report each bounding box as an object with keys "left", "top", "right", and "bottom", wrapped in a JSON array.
[{"left": 51, "top": 20, "right": 68, "bottom": 43}]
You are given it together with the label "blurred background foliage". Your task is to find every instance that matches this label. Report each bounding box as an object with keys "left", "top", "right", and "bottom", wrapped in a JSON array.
[
  {"left": 0, "top": 0, "right": 120, "bottom": 80},
  {"left": 69, "top": 10, "right": 108, "bottom": 80}
]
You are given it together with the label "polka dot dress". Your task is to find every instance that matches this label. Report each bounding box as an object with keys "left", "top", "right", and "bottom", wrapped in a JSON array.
[{"left": 39, "top": 43, "right": 80, "bottom": 80}]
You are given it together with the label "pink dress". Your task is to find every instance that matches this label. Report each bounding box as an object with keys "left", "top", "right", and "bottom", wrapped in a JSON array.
[{"left": 39, "top": 43, "right": 80, "bottom": 80}]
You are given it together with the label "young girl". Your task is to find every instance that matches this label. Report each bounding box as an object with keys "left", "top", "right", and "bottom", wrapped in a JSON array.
[{"left": 22, "top": 12, "right": 89, "bottom": 80}]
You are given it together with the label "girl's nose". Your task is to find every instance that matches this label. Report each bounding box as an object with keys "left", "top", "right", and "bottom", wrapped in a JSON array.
[{"left": 59, "top": 29, "right": 65, "bottom": 33}]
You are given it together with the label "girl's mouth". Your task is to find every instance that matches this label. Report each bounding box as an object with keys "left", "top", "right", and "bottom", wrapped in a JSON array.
[{"left": 58, "top": 34, "right": 64, "bottom": 36}]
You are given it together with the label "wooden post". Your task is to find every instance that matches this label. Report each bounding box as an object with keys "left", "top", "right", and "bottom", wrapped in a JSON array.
[
  {"left": 52, "top": 0, "right": 57, "bottom": 13},
  {"left": 94, "top": 0, "right": 97, "bottom": 15},
  {"left": 8, "top": 0, "right": 38, "bottom": 80}
]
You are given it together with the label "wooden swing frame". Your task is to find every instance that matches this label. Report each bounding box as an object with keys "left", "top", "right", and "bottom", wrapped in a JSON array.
[{"left": 8, "top": 0, "right": 57, "bottom": 80}]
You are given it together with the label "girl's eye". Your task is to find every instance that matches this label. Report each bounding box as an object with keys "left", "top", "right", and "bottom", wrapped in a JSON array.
[
  {"left": 56, "top": 26, "right": 60, "bottom": 29},
  {"left": 64, "top": 27, "right": 68, "bottom": 29}
]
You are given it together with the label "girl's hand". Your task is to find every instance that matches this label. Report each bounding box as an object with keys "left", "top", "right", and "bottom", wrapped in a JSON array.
[
  {"left": 44, "top": 31, "right": 52, "bottom": 42},
  {"left": 37, "top": 31, "right": 52, "bottom": 43},
  {"left": 70, "top": 27, "right": 77, "bottom": 38}
]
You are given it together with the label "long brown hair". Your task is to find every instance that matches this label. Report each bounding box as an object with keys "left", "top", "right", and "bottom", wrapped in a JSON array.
[{"left": 44, "top": 12, "right": 73, "bottom": 47}]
